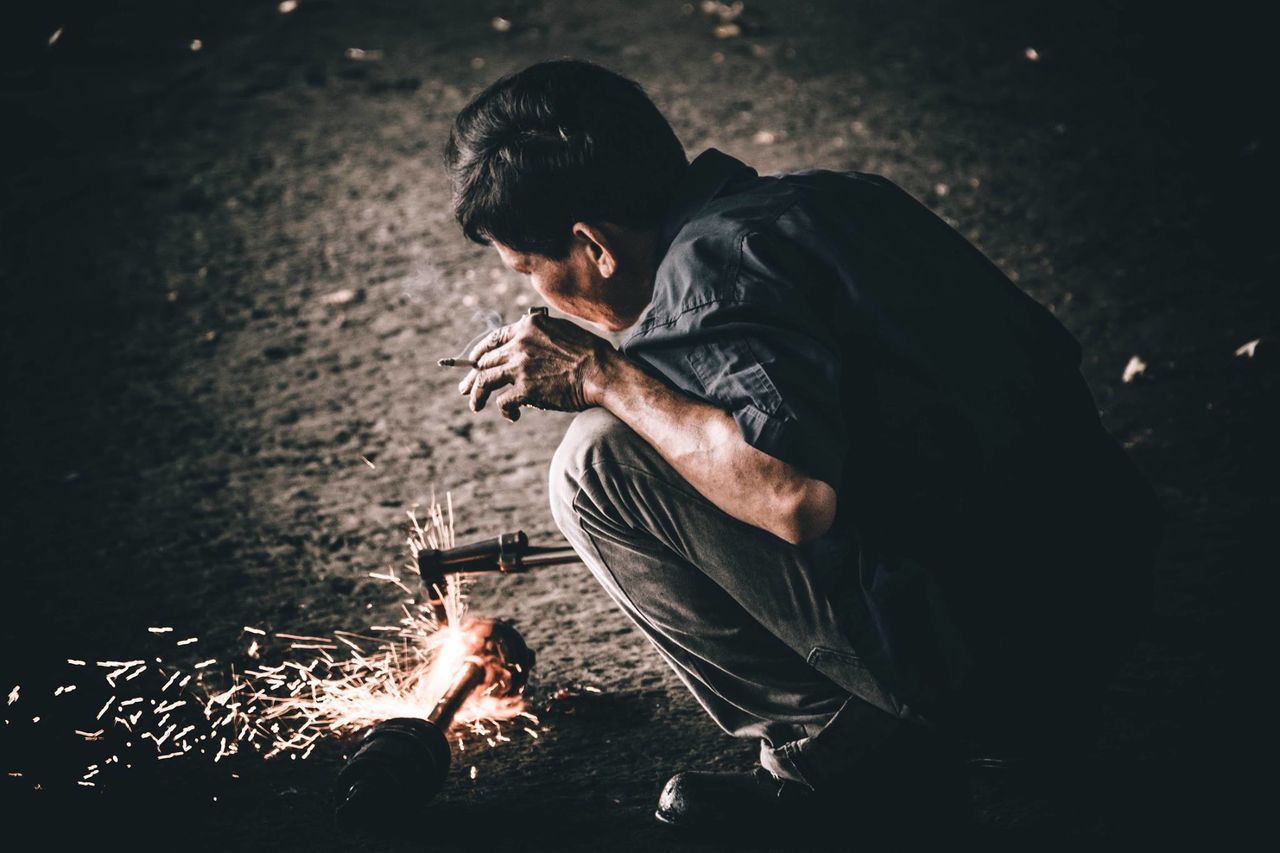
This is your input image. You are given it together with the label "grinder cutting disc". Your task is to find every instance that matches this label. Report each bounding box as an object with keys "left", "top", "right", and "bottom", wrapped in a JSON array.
[{"left": 333, "top": 620, "right": 534, "bottom": 829}]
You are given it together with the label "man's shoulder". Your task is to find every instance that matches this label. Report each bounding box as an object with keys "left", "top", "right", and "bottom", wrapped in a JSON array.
[
  {"left": 662, "top": 176, "right": 796, "bottom": 260},
  {"left": 665, "top": 166, "right": 890, "bottom": 256},
  {"left": 635, "top": 167, "right": 887, "bottom": 339}
]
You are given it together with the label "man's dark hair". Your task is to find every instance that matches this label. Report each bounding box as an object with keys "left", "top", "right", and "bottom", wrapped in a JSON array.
[{"left": 444, "top": 59, "right": 688, "bottom": 259}]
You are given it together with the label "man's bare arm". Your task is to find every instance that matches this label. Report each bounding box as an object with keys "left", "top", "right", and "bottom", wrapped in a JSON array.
[
  {"left": 457, "top": 314, "right": 835, "bottom": 545},
  {"left": 589, "top": 350, "right": 836, "bottom": 545}
]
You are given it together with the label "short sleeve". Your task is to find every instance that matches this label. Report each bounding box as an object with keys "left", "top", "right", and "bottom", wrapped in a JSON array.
[
  {"left": 688, "top": 309, "right": 846, "bottom": 490},
  {"left": 624, "top": 202, "right": 851, "bottom": 489},
  {"left": 628, "top": 298, "right": 847, "bottom": 491}
]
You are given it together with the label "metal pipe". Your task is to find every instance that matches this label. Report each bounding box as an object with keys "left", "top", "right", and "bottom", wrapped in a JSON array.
[
  {"left": 335, "top": 620, "right": 534, "bottom": 829},
  {"left": 425, "top": 660, "right": 483, "bottom": 729},
  {"left": 417, "top": 530, "right": 582, "bottom": 598}
]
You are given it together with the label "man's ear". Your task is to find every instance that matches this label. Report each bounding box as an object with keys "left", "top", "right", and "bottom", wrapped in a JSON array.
[{"left": 571, "top": 222, "right": 618, "bottom": 279}]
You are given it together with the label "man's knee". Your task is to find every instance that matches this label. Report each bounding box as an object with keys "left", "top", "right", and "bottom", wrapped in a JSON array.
[{"left": 548, "top": 408, "right": 640, "bottom": 532}]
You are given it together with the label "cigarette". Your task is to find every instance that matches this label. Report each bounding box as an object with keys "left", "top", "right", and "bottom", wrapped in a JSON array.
[{"left": 437, "top": 358, "right": 478, "bottom": 368}]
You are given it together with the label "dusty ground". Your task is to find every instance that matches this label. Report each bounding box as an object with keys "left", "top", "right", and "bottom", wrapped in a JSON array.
[{"left": 1, "top": 0, "right": 1274, "bottom": 849}]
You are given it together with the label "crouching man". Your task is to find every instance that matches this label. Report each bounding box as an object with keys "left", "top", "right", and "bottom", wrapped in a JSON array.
[{"left": 444, "top": 59, "right": 1165, "bottom": 830}]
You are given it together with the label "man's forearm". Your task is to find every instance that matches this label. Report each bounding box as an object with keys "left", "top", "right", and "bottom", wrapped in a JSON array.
[
  {"left": 456, "top": 313, "right": 836, "bottom": 542},
  {"left": 587, "top": 350, "right": 836, "bottom": 545}
]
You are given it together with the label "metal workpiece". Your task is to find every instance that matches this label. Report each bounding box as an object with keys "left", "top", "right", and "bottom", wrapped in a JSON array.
[{"left": 334, "top": 619, "right": 534, "bottom": 828}]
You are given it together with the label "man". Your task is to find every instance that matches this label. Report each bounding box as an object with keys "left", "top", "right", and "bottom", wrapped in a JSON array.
[{"left": 444, "top": 59, "right": 1165, "bottom": 829}]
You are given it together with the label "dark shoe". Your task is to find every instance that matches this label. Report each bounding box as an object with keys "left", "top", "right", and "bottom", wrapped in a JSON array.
[
  {"left": 656, "top": 731, "right": 969, "bottom": 839},
  {"left": 655, "top": 766, "right": 813, "bottom": 831}
]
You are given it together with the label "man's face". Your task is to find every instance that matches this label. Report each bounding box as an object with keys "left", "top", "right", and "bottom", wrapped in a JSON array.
[
  {"left": 492, "top": 229, "right": 653, "bottom": 332},
  {"left": 492, "top": 241, "right": 624, "bottom": 330}
]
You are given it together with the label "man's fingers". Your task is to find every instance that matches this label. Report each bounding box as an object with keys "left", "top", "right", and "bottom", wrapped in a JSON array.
[
  {"left": 469, "top": 365, "right": 513, "bottom": 412},
  {"left": 460, "top": 321, "right": 526, "bottom": 395},
  {"left": 457, "top": 316, "right": 553, "bottom": 416},
  {"left": 493, "top": 386, "right": 525, "bottom": 422},
  {"left": 474, "top": 341, "right": 516, "bottom": 371},
  {"left": 466, "top": 323, "right": 517, "bottom": 363},
  {"left": 458, "top": 345, "right": 512, "bottom": 395}
]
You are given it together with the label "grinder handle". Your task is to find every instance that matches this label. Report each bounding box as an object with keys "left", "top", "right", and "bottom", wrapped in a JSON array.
[
  {"left": 418, "top": 531, "right": 529, "bottom": 581},
  {"left": 418, "top": 531, "right": 582, "bottom": 593}
]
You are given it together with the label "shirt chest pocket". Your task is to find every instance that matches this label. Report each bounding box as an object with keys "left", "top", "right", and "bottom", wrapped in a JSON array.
[{"left": 685, "top": 340, "right": 786, "bottom": 418}]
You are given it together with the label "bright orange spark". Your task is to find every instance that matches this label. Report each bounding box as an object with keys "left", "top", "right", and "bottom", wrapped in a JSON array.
[{"left": 13, "top": 495, "right": 532, "bottom": 790}]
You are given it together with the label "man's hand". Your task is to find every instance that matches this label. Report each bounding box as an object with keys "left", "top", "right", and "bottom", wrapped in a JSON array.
[{"left": 458, "top": 313, "right": 614, "bottom": 422}]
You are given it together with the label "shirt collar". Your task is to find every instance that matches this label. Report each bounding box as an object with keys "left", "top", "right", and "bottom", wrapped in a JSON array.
[
  {"left": 656, "top": 148, "right": 758, "bottom": 257},
  {"left": 622, "top": 149, "right": 757, "bottom": 343}
]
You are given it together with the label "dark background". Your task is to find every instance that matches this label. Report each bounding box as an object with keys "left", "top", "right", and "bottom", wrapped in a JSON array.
[{"left": 1, "top": 1, "right": 1275, "bottom": 848}]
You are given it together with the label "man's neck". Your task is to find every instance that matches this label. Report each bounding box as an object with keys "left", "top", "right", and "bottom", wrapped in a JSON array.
[{"left": 612, "top": 225, "right": 663, "bottom": 330}]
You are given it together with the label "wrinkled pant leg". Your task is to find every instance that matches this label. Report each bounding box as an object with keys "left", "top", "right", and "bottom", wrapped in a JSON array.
[{"left": 548, "top": 409, "right": 906, "bottom": 784}]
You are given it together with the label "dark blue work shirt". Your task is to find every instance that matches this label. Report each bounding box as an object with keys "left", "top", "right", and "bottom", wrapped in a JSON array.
[{"left": 621, "top": 149, "right": 1164, "bottom": 715}]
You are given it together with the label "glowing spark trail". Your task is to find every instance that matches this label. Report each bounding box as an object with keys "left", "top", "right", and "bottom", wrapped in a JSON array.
[{"left": 7, "top": 496, "right": 538, "bottom": 792}]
